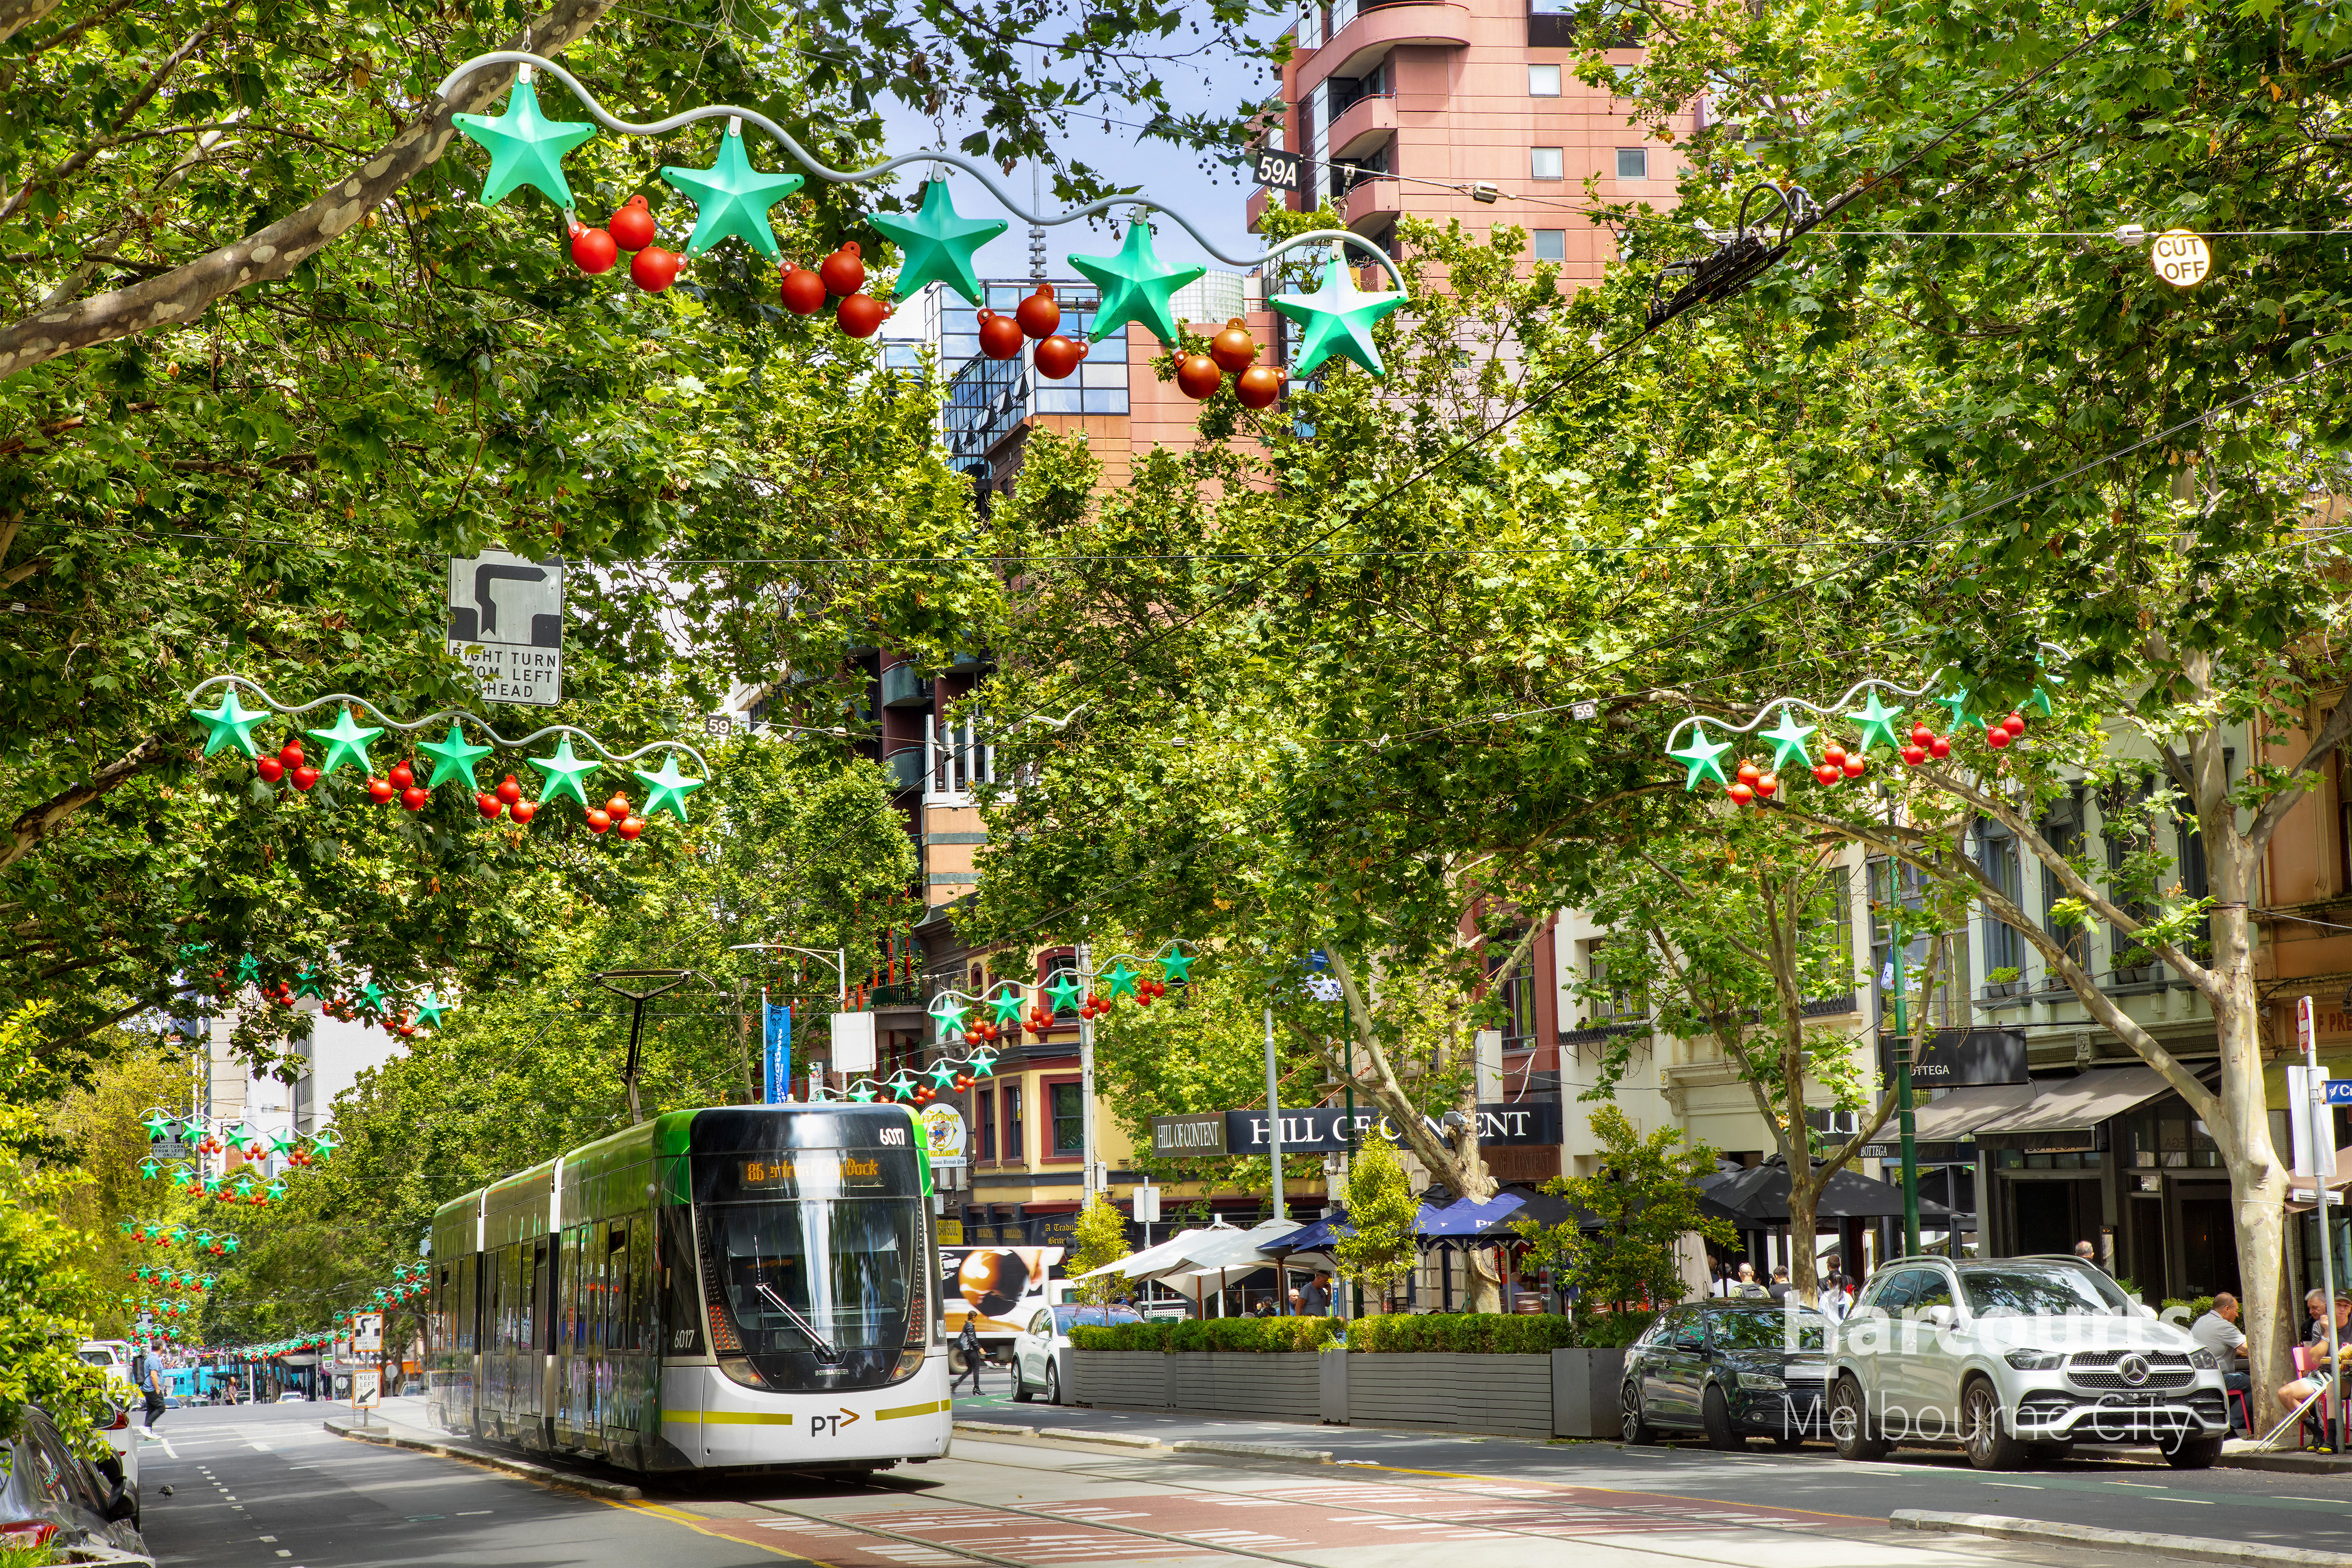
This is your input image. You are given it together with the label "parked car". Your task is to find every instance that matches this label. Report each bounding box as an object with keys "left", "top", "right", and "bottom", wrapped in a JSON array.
[
  {"left": 73, "top": 1343, "right": 141, "bottom": 1491},
  {"left": 275, "top": 1391, "right": 308, "bottom": 1404},
  {"left": 1621, "top": 1300, "right": 1829, "bottom": 1449},
  {"left": 1012, "top": 1303, "right": 1146, "bottom": 1405},
  {"left": 0, "top": 1404, "right": 147, "bottom": 1557},
  {"left": 1826, "top": 1253, "right": 2230, "bottom": 1471}
]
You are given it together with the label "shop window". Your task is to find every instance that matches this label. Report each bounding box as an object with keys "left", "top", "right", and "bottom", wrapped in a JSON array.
[
  {"left": 973, "top": 1088, "right": 996, "bottom": 1162},
  {"left": 1050, "top": 1080, "right": 1086, "bottom": 1156}
]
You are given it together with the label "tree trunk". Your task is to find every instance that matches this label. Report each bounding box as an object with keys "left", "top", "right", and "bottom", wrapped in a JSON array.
[{"left": 2212, "top": 833, "right": 2292, "bottom": 1427}]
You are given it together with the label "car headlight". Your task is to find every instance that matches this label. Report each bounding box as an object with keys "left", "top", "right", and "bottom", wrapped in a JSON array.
[
  {"left": 2189, "top": 1349, "right": 2219, "bottom": 1371},
  {"left": 2005, "top": 1350, "right": 2064, "bottom": 1370},
  {"left": 1734, "top": 1371, "right": 1786, "bottom": 1391}
]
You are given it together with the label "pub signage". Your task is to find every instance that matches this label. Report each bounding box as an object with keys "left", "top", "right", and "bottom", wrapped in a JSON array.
[
  {"left": 1151, "top": 1102, "right": 1562, "bottom": 1158},
  {"left": 1884, "top": 1028, "right": 2028, "bottom": 1088}
]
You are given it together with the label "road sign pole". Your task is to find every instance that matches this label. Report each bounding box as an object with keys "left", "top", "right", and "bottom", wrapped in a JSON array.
[
  {"left": 2306, "top": 996, "right": 2341, "bottom": 1448},
  {"left": 1891, "top": 915, "right": 1921, "bottom": 1258}
]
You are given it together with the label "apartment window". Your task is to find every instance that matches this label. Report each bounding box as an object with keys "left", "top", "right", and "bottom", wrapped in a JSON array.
[
  {"left": 1978, "top": 827, "right": 2025, "bottom": 983},
  {"left": 1584, "top": 940, "right": 1643, "bottom": 1025},
  {"left": 1532, "top": 229, "right": 1566, "bottom": 261},
  {"left": 1049, "top": 1080, "right": 1086, "bottom": 1156},
  {"left": 1615, "top": 147, "right": 1649, "bottom": 180},
  {"left": 1529, "top": 63, "right": 1561, "bottom": 96},
  {"left": 2040, "top": 791, "right": 2090, "bottom": 982},
  {"left": 1530, "top": 146, "right": 1564, "bottom": 181},
  {"left": 2100, "top": 779, "right": 2157, "bottom": 979},
  {"left": 1001, "top": 1084, "right": 1024, "bottom": 1165},
  {"left": 973, "top": 1088, "right": 996, "bottom": 1162},
  {"left": 1798, "top": 862, "right": 1856, "bottom": 1004},
  {"left": 1486, "top": 930, "right": 1538, "bottom": 1051}
]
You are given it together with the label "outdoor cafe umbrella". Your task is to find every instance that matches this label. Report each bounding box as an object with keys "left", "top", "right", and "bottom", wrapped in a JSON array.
[
  {"left": 1705, "top": 1156, "right": 1954, "bottom": 1223},
  {"left": 1070, "top": 1223, "right": 1227, "bottom": 1284},
  {"left": 1152, "top": 1218, "right": 1302, "bottom": 1316}
]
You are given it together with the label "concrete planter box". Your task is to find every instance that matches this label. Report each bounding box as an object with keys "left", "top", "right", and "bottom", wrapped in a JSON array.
[
  {"left": 1549, "top": 1347, "right": 1625, "bottom": 1439},
  {"left": 1319, "top": 1347, "right": 1347, "bottom": 1424},
  {"left": 1347, "top": 1352, "right": 1555, "bottom": 1437},
  {"left": 1070, "top": 1351, "right": 1171, "bottom": 1410}
]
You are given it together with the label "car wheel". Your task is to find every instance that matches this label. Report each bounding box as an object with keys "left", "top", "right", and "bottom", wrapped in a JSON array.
[
  {"left": 1621, "top": 1384, "right": 1658, "bottom": 1445},
  {"left": 1701, "top": 1385, "right": 1746, "bottom": 1451},
  {"left": 1044, "top": 1361, "right": 1062, "bottom": 1406},
  {"left": 2160, "top": 1431, "right": 2223, "bottom": 1470},
  {"left": 1830, "top": 1374, "right": 1888, "bottom": 1462},
  {"left": 1012, "top": 1363, "right": 1034, "bottom": 1403},
  {"left": 1961, "top": 1377, "right": 2026, "bottom": 1471}
]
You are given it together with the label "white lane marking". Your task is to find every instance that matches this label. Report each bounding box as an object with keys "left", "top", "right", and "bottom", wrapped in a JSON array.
[
  {"left": 250, "top": 1441, "right": 274, "bottom": 1451},
  {"left": 457, "top": 1511, "right": 494, "bottom": 1516},
  {"left": 1982, "top": 1484, "right": 2042, "bottom": 1490}
]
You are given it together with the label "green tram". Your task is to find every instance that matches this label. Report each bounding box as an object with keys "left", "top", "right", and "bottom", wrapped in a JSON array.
[{"left": 425, "top": 1104, "right": 950, "bottom": 1472}]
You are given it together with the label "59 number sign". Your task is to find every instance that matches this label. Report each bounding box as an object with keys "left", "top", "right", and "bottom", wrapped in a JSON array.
[{"left": 1247, "top": 147, "right": 1302, "bottom": 192}]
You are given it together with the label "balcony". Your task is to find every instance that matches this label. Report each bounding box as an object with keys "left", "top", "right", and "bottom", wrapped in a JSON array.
[
  {"left": 881, "top": 662, "right": 932, "bottom": 709},
  {"left": 1301, "top": 0, "right": 1470, "bottom": 92},
  {"left": 884, "top": 746, "right": 926, "bottom": 794},
  {"left": 1342, "top": 176, "right": 1402, "bottom": 233},
  {"left": 1328, "top": 94, "right": 1396, "bottom": 161}
]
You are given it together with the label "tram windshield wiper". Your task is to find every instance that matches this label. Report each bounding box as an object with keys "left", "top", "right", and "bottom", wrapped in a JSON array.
[{"left": 757, "top": 1281, "right": 838, "bottom": 1361}]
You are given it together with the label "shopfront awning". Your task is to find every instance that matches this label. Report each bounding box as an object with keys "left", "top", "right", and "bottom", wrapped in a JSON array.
[
  {"left": 1973, "top": 1064, "right": 2176, "bottom": 1135},
  {"left": 1904, "top": 1083, "right": 2038, "bottom": 1141}
]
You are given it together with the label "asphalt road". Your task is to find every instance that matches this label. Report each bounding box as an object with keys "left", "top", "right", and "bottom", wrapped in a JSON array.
[{"left": 125, "top": 1390, "right": 2352, "bottom": 1568}]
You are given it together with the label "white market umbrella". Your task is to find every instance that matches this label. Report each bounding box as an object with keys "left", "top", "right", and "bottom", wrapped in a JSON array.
[{"left": 1071, "top": 1224, "right": 1225, "bottom": 1282}]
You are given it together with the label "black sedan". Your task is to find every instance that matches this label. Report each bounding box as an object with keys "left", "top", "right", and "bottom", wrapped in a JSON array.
[{"left": 1620, "top": 1299, "right": 1829, "bottom": 1449}]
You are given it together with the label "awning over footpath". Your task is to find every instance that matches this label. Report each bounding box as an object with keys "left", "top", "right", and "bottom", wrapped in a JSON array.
[
  {"left": 1899, "top": 1082, "right": 2037, "bottom": 1141},
  {"left": 1973, "top": 1064, "right": 2176, "bottom": 1134}
]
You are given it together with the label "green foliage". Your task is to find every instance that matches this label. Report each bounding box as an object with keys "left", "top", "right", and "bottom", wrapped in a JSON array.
[
  {"left": 0, "top": 1005, "right": 114, "bottom": 1453},
  {"left": 1067, "top": 1196, "right": 1131, "bottom": 1306},
  {"left": 1574, "top": 1309, "right": 1658, "bottom": 1350},
  {"left": 1332, "top": 1135, "right": 1419, "bottom": 1297},
  {"left": 1068, "top": 1316, "right": 1339, "bottom": 1352},
  {"left": 1344, "top": 1312, "right": 1582, "bottom": 1355},
  {"left": 1520, "top": 1107, "right": 1731, "bottom": 1317}
]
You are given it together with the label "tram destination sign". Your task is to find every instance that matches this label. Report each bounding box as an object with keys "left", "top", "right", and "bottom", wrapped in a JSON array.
[{"left": 1153, "top": 1102, "right": 1562, "bottom": 1158}]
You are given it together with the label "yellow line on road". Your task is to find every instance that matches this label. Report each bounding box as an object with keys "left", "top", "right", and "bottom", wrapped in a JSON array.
[{"left": 603, "top": 1497, "right": 825, "bottom": 1561}]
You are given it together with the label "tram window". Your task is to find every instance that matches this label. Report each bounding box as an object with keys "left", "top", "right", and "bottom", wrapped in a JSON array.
[
  {"left": 703, "top": 1199, "right": 920, "bottom": 1366},
  {"left": 661, "top": 1206, "right": 704, "bottom": 1355}
]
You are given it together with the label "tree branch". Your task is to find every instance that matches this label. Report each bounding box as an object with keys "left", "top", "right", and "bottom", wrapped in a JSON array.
[
  {"left": 0, "top": 0, "right": 618, "bottom": 379},
  {"left": 2248, "top": 692, "right": 2352, "bottom": 853},
  {"left": 2, "top": 732, "right": 181, "bottom": 870},
  {"left": 0, "top": 0, "right": 62, "bottom": 46}
]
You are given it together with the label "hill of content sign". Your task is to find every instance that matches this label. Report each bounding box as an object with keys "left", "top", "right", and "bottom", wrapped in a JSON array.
[
  {"left": 1153, "top": 1103, "right": 1561, "bottom": 1158},
  {"left": 447, "top": 550, "right": 564, "bottom": 705}
]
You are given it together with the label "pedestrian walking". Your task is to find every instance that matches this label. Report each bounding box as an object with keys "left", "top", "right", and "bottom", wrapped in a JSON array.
[
  {"left": 141, "top": 1369, "right": 166, "bottom": 1432},
  {"left": 1766, "top": 1266, "right": 1791, "bottom": 1303},
  {"left": 951, "top": 1318, "right": 987, "bottom": 1398}
]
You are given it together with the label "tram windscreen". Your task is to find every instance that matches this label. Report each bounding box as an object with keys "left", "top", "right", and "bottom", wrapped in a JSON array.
[{"left": 695, "top": 1146, "right": 925, "bottom": 1391}]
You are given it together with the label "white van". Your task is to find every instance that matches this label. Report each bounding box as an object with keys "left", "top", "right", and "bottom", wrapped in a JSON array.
[{"left": 76, "top": 1341, "right": 142, "bottom": 1490}]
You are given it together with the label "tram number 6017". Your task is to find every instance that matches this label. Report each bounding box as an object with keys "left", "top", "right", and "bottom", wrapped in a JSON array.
[{"left": 878, "top": 1127, "right": 906, "bottom": 1145}]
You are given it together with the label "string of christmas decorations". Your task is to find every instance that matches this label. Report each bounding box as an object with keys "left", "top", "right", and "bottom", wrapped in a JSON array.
[
  {"left": 138, "top": 1109, "right": 340, "bottom": 1206},
  {"left": 198, "top": 1265, "right": 434, "bottom": 1360},
  {"left": 188, "top": 675, "right": 709, "bottom": 838},
  {"left": 172, "top": 943, "right": 455, "bottom": 1038},
  {"left": 437, "top": 53, "right": 1410, "bottom": 382},
  {"left": 1662, "top": 671, "right": 2060, "bottom": 801}
]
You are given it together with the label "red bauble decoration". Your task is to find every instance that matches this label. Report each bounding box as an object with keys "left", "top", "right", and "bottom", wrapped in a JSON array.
[
  {"left": 608, "top": 195, "right": 657, "bottom": 253},
  {"left": 1987, "top": 728, "right": 2012, "bottom": 749},
  {"left": 2004, "top": 711, "right": 2027, "bottom": 736},
  {"left": 401, "top": 785, "right": 430, "bottom": 811},
  {"left": 292, "top": 764, "right": 319, "bottom": 789},
  {"left": 476, "top": 792, "right": 504, "bottom": 819},
  {"left": 1735, "top": 760, "right": 1761, "bottom": 785},
  {"left": 1822, "top": 742, "right": 1848, "bottom": 767},
  {"left": 510, "top": 800, "right": 538, "bottom": 825},
  {"left": 605, "top": 793, "right": 632, "bottom": 819},
  {"left": 571, "top": 225, "right": 618, "bottom": 274},
  {"left": 495, "top": 774, "right": 522, "bottom": 807},
  {"left": 1035, "top": 335, "right": 1086, "bottom": 379},
  {"left": 366, "top": 777, "right": 395, "bottom": 804},
  {"left": 779, "top": 265, "right": 827, "bottom": 316},
  {"left": 1813, "top": 763, "right": 1840, "bottom": 786},
  {"left": 977, "top": 309, "right": 1025, "bottom": 360},
  {"left": 1235, "top": 364, "right": 1284, "bottom": 410},
  {"left": 585, "top": 808, "right": 612, "bottom": 834},
  {"left": 1929, "top": 736, "right": 1951, "bottom": 758},
  {"left": 1727, "top": 781, "right": 1755, "bottom": 806},
  {"left": 388, "top": 761, "right": 414, "bottom": 790},
  {"left": 1901, "top": 744, "right": 1926, "bottom": 767},
  {"left": 618, "top": 815, "right": 646, "bottom": 840},
  {"left": 1911, "top": 722, "right": 1935, "bottom": 747},
  {"left": 1210, "top": 317, "right": 1258, "bottom": 373},
  {"left": 818, "top": 242, "right": 865, "bottom": 298},
  {"left": 257, "top": 757, "right": 284, "bottom": 783},
  {"left": 1842, "top": 754, "right": 1867, "bottom": 778},
  {"left": 1016, "top": 284, "right": 1060, "bottom": 339},
  {"left": 836, "top": 294, "right": 888, "bottom": 337},
  {"left": 631, "top": 246, "right": 682, "bottom": 292},
  {"left": 1175, "top": 353, "right": 1223, "bottom": 400},
  {"left": 1756, "top": 772, "right": 1779, "bottom": 798},
  {"left": 279, "top": 740, "right": 305, "bottom": 767}
]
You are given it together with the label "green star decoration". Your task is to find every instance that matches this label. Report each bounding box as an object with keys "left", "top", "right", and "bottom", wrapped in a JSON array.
[
  {"left": 266, "top": 1129, "right": 295, "bottom": 1157},
  {"left": 2027, "top": 685, "right": 2055, "bottom": 717},
  {"left": 869, "top": 179, "right": 1004, "bottom": 303},
  {"left": 294, "top": 965, "right": 328, "bottom": 1000},
  {"left": 358, "top": 980, "right": 387, "bottom": 1014},
  {"left": 1103, "top": 960, "right": 1141, "bottom": 1001},
  {"left": 1936, "top": 688, "right": 1983, "bottom": 733},
  {"left": 927, "top": 1059, "right": 960, "bottom": 1090},
  {"left": 452, "top": 76, "right": 597, "bottom": 209},
  {"left": 847, "top": 1079, "right": 878, "bottom": 1103},
  {"left": 170, "top": 1167, "right": 196, "bottom": 1189},
  {"left": 884, "top": 1071, "right": 919, "bottom": 1102},
  {"left": 928, "top": 993, "right": 971, "bottom": 1038},
  {"left": 966, "top": 1049, "right": 997, "bottom": 1077},
  {"left": 1068, "top": 220, "right": 1206, "bottom": 347},
  {"left": 1045, "top": 971, "right": 1086, "bottom": 1013},
  {"left": 419, "top": 721, "right": 493, "bottom": 790},
  {"left": 234, "top": 953, "right": 261, "bottom": 985},
  {"left": 139, "top": 1158, "right": 162, "bottom": 1180},
  {"left": 142, "top": 1110, "right": 175, "bottom": 1140},
  {"left": 1848, "top": 691, "right": 1907, "bottom": 754},
  {"left": 1666, "top": 725, "right": 1734, "bottom": 790},
  {"left": 414, "top": 992, "right": 452, "bottom": 1029},
  {"left": 1269, "top": 249, "right": 1408, "bottom": 379},
  {"left": 306, "top": 707, "right": 382, "bottom": 776},
  {"left": 1759, "top": 707, "right": 1817, "bottom": 771},
  {"left": 526, "top": 736, "right": 599, "bottom": 807},
  {"left": 632, "top": 754, "right": 707, "bottom": 823},
  {"left": 310, "top": 1130, "right": 339, "bottom": 1157},
  {"left": 1158, "top": 947, "right": 1194, "bottom": 984},
  {"left": 660, "top": 129, "right": 804, "bottom": 261},
  {"left": 988, "top": 985, "right": 1025, "bottom": 1028},
  {"left": 265, "top": 1179, "right": 288, "bottom": 1201},
  {"left": 190, "top": 687, "right": 271, "bottom": 759},
  {"left": 232, "top": 1174, "right": 257, "bottom": 1198}
]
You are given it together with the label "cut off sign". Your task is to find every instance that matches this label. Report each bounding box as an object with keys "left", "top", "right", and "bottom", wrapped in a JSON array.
[{"left": 447, "top": 550, "right": 564, "bottom": 705}]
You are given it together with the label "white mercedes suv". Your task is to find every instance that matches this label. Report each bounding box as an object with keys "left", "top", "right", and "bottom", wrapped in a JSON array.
[{"left": 1825, "top": 1254, "right": 2229, "bottom": 1470}]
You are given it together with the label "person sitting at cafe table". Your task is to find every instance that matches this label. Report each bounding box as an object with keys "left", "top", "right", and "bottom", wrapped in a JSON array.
[
  {"left": 2278, "top": 1292, "right": 2352, "bottom": 1418},
  {"left": 2190, "top": 1293, "right": 2250, "bottom": 1427}
]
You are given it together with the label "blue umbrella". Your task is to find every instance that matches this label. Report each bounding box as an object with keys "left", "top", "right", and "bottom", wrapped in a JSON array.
[{"left": 1417, "top": 1190, "right": 1527, "bottom": 1239}]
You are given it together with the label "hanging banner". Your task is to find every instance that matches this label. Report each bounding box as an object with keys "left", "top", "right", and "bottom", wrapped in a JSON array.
[{"left": 764, "top": 1002, "right": 792, "bottom": 1105}]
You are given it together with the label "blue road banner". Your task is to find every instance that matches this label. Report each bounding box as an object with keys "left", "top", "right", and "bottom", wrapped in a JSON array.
[{"left": 764, "top": 1002, "right": 791, "bottom": 1104}]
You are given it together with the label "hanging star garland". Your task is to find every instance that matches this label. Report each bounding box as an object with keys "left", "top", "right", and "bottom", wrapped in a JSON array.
[
  {"left": 191, "top": 688, "right": 272, "bottom": 759},
  {"left": 310, "top": 1130, "right": 339, "bottom": 1158},
  {"left": 1158, "top": 947, "right": 1194, "bottom": 984},
  {"left": 419, "top": 721, "right": 493, "bottom": 790},
  {"left": 1758, "top": 708, "right": 1817, "bottom": 771},
  {"left": 1848, "top": 691, "right": 1907, "bottom": 754},
  {"left": 926, "top": 1059, "right": 961, "bottom": 1090},
  {"left": 1667, "top": 725, "right": 1734, "bottom": 790},
  {"left": 870, "top": 179, "right": 1005, "bottom": 303},
  {"left": 987, "top": 985, "right": 1025, "bottom": 1028},
  {"left": 883, "top": 1070, "right": 920, "bottom": 1102},
  {"left": 142, "top": 1110, "right": 176, "bottom": 1140},
  {"left": 1045, "top": 971, "right": 1086, "bottom": 1013},
  {"left": 928, "top": 993, "right": 971, "bottom": 1039},
  {"left": 661, "top": 128, "right": 805, "bottom": 259},
  {"left": 139, "top": 1157, "right": 162, "bottom": 1180},
  {"left": 1269, "top": 250, "right": 1408, "bottom": 378},
  {"left": 964, "top": 1048, "right": 998, "bottom": 1077},
  {"left": 306, "top": 707, "right": 383, "bottom": 776},
  {"left": 452, "top": 76, "right": 597, "bottom": 209},
  {"left": 847, "top": 1080, "right": 878, "bottom": 1103},
  {"left": 413, "top": 992, "right": 453, "bottom": 1029},
  {"left": 1102, "top": 960, "right": 1141, "bottom": 1001},
  {"left": 632, "top": 755, "right": 706, "bottom": 824},
  {"left": 527, "top": 737, "right": 600, "bottom": 807},
  {"left": 1068, "top": 221, "right": 1205, "bottom": 347}
]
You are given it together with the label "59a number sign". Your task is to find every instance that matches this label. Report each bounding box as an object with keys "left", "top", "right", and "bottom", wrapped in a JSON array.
[{"left": 1248, "top": 147, "right": 1303, "bottom": 192}]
